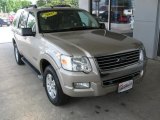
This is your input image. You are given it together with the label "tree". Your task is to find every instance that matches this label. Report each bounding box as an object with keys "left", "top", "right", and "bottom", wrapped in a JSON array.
[
  {"left": 36, "top": 0, "right": 78, "bottom": 8},
  {"left": 0, "top": 0, "right": 7, "bottom": 12},
  {"left": 6, "top": 0, "right": 14, "bottom": 12},
  {"left": 0, "top": 0, "right": 32, "bottom": 13},
  {"left": 21, "top": 0, "right": 32, "bottom": 8},
  {"left": 37, "top": 0, "right": 46, "bottom": 7}
]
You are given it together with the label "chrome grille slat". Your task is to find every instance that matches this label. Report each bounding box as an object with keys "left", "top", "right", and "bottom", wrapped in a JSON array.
[
  {"left": 95, "top": 50, "right": 140, "bottom": 72},
  {"left": 98, "top": 56, "right": 139, "bottom": 66},
  {"left": 96, "top": 50, "right": 139, "bottom": 60},
  {"left": 99, "top": 59, "right": 138, "bottom": 70},
  {"left": 96, "top": 52, "right": 139, "bottom": 63}
]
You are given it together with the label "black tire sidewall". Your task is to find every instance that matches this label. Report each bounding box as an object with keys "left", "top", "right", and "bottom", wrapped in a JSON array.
[
  {"left": 14, "top": 44, "right": 24, "bottom": 65},
  {"left": 44, "top": 65, "right": 68, "bottom": 106}
]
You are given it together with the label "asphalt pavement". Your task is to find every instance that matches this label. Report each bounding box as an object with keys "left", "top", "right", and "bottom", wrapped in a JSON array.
[{"left": 0, "top": 26, "right": 13, "bottom": 44}]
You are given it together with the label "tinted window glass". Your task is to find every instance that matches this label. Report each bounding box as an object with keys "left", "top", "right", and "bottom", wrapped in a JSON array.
[
  {"left": 27, "top": 12, "right": 36, "bottom": 32},
  {"left": 38, "top": 10, "right": 100, "bottom": 33},
  {"left": 78, "top": 12, "right": 97, "bottom": 27},
  {"left": 12, "top": 10, "right": 21, "bottom": 27},
  {"left": 18, "top": 11, "right": 28, "bottom": 28}
]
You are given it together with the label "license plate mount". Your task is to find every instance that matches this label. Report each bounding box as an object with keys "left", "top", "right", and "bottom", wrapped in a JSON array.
[{"left": 118, "top": 80, "right": 133, "bottom": 93}]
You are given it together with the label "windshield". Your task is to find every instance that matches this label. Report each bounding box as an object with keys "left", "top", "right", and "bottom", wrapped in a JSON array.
[{"left": 38, "top": 10, "right": 100, "bottom": 33}]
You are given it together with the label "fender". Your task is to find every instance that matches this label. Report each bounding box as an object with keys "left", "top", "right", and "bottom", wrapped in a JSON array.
[
  {"left": 38, "top": 53, "right": 67, "bottom": 92},
  {"left": 38, "top": 53, "right": 61, "bottom": 74}
]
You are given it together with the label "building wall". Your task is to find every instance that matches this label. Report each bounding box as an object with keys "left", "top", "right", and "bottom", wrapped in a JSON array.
[
  {"left": 78, "top": 0, "right": 90, "bottom": 12},
  {"left": 133, "top": 0, "right": 159, "bottom": 58},
  {"left": 78, "top": 0, "right": 160, "bottom": 58}
]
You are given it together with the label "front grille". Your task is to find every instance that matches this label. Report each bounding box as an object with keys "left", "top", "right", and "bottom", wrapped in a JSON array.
[
  {"left": 103, "top": 72, "right": 140, "bottom": 86},
  {"left": 95, "top": 50, "right": 140, "bottom": 72}
]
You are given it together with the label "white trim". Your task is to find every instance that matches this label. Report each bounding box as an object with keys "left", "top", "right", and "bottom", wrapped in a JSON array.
[{"left": 156, "top": 2, "right": 160, "bottom": 57}]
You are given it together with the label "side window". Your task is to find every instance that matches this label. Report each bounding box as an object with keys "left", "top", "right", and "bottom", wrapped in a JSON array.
[
  {"left": 18, "top": 11, "right": 28, "bottom": 28},
  {"left": 27, "top": 12, "right": 36, "bottom": 32},
  {"left": 78, "top": 11, "right": 98, "bottom": 27},
  {"left": 78, "top": 12, "right": 89, "bottom": 26},
  {"left": 13, "top": 17, "right": 18, "bottom": 27},
  {"left": 12, "top": 10, "right": 21, "bottom": 27}
]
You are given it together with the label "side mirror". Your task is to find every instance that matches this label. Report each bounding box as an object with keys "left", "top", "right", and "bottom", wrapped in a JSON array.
[
  {"left": 21, "top": 28, "right": 35, "bottom": 36},
  {"left": 99, "top": 23, "right": 106, "bottom": 29}
]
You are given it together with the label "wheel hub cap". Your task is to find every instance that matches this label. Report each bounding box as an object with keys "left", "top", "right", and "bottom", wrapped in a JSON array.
[
  {"left": 46, "top": 74, "right": 57, "bottom": 99},
  {"left": 15, "top": 48, "right": 19, "bottom": 61}
]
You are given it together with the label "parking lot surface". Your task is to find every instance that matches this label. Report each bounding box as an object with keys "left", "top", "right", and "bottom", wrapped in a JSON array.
[
  {"left": 0, "top": 27, "right": 12, "bottom": 43},
  {"left": 0, "top": 43, "right": 160, "bottom": 120}
]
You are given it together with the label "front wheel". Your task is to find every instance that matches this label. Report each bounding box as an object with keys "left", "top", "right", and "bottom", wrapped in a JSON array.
[
  {"left": 44, "top": 65, "right": 69, "bottom": 106},
  {"left": 14, "top": 44, "right": 24, "bottom": 65}
]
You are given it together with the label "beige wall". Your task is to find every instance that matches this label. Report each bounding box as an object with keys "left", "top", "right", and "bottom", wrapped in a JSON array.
[
  {"left": 78, "top": 0, "right": 90, "bottom": 11},
  {"left": 133, "top": 0, "right": 159, "bottom": 58}
]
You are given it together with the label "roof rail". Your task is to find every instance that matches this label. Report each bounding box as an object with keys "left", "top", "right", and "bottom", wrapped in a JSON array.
[
  {"left": 23, "top": 5, "right": 37, "bottom": 9},
  {"left": 51, "top": 4, "right": 71, "bottom": 8}
]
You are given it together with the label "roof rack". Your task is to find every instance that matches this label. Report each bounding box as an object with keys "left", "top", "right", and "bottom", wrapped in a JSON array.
[
  {"left": 51, "top": 4, "right": 71, "bottom": 8},
  {"left": 23, "top": 5, "right": 37, "bottom": 9}
]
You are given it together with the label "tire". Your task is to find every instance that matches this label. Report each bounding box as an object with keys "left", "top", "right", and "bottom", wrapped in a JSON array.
[
  {"left": 44, "top": 65, "right": 69, "bottom": 106},
  {"left": 14, "top": 44, "right": 24, "bottom": 65}
]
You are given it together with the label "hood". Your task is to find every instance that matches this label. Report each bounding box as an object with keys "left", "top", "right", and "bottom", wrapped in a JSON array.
[{"left": 43, "top": 29, "right": 142, "bottom": 57}]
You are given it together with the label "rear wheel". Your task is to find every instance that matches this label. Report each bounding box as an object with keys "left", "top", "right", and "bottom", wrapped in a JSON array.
[
  {"left": 44, "top": 65, "right": 69, "bottom": 106},
  {"left": 14, "top": 44, "right": 24, "bottom": 65}
]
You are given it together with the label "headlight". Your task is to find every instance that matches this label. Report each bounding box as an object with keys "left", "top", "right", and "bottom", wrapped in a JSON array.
[
  {"left": 61, "top": 55, "right": 92, "bottom": 73},
  {"left": 139, "top": 50, "right": 144, "bottom": 62}
]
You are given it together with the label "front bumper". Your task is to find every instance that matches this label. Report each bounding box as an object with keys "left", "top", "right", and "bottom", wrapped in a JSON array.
[{"left": 56, "top": 61, "right": 146, "bottom": 97}]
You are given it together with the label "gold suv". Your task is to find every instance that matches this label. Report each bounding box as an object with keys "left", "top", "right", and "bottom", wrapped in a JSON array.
[{"left": 12, "top": 5, "right": 147, "bottom": 106}]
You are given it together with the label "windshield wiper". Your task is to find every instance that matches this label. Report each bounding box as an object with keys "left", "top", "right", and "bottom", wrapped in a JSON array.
[
  {"left": 66, "top": 26, "right": 99, "bottom": 30},
  {"left": 41, "top": 27, "right": 99, "bottom": 33}
]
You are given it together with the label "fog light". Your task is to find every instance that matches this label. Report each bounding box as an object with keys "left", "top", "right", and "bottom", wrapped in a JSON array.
[{"left": 73, "top": 82, "right": 90, "bottom": 89}]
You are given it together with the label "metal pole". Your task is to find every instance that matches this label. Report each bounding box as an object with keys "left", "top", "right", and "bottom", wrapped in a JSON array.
[
  {"left": 90, "top": 0, "right": 93, "bottom": 14},
  {"left": 108, "top": 0, "right": 111, "bottom": 31},
  {"left": 96, "top": 2, "right": 98, "bottom": 17},
  {"left": 94, "top": 0, "right": 100, "bottom": 17},
  {"left": 97, "top": 1, "right": 99, "bottom": 17}
]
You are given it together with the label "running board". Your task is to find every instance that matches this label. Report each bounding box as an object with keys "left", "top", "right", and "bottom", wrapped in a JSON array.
[{"left": 21, "top": 57, "right": 43, "bottom": 80}]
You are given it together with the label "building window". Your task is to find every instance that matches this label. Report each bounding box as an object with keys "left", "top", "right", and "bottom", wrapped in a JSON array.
[{"left": 92, "top": 0, "right": 134, "bottom": 36}]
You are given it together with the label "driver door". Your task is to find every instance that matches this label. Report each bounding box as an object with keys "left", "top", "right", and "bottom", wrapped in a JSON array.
[
  {"left": 15, "top": 10, "right": 29, "bottom": 58},
  {"left": 24, "top": 12, "right": 40, "bottom": 69}
]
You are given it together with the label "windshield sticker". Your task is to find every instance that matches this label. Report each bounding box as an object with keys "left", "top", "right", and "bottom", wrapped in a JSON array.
[{"left": 41, "top": 12, "right": 57, "bottom": 19}]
